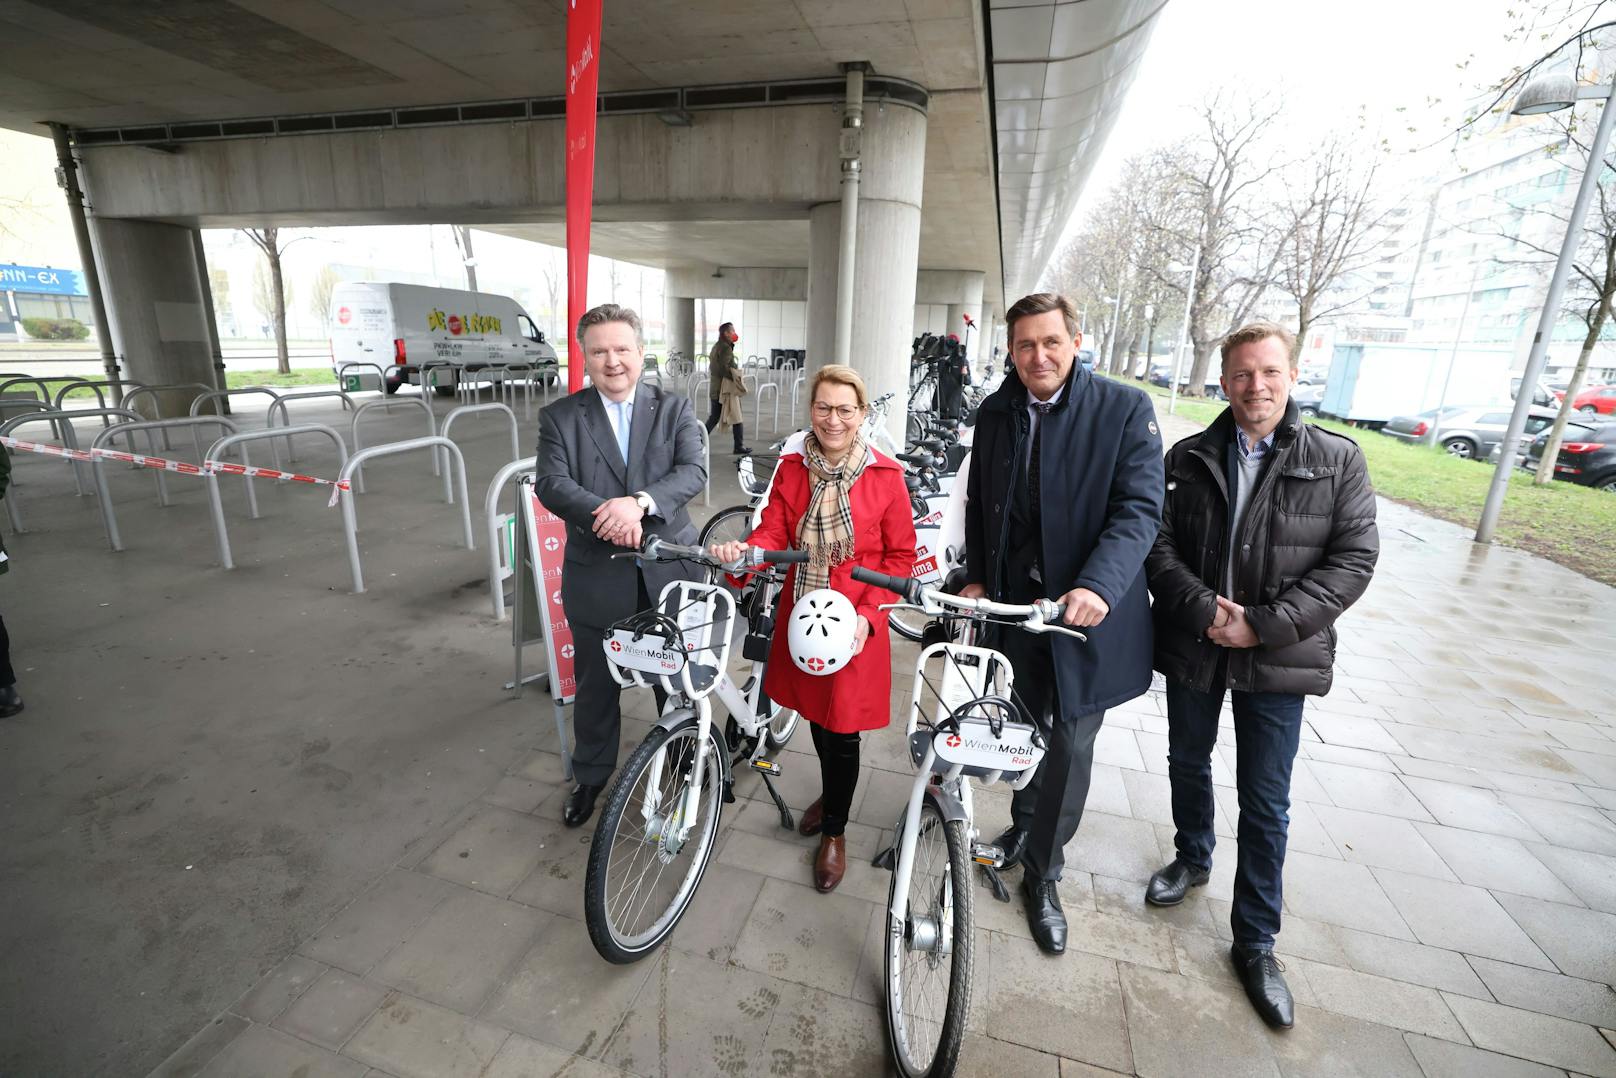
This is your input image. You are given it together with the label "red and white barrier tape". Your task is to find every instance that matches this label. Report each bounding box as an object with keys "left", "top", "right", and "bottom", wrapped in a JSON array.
[{"left": 0, "top": 436, "right": 353, "bottom": 506}]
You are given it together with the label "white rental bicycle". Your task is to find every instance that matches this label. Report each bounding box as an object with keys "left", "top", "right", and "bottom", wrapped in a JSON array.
[
  {"left": 583, "top": 537, "right": 807, "bottom": 964},
  {"left": 850, "top": 566, "right": 1086, "bottom": 1078}
]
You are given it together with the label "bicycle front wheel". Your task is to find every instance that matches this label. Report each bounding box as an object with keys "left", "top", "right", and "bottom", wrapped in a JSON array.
[
  {"left": 584, "top": 717, "right": 726, "bottom": 964},
  {"left": 885, "top": 798, "right": 973, "bottom": 1078}
]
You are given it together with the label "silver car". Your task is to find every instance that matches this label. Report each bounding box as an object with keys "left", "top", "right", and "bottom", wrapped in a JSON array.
[{"left": 1380, "top": 405, "right": 1557, "bottom": 461}]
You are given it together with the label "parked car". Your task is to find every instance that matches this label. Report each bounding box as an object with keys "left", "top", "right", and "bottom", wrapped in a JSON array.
[
  {"left": 1077, "top": 348, "right": 1097, "bottom": 372},
  {"left": 1380, "top": 404, "right": 1556, "bottom": 461},
  {"left": 1509, "top": 376, "right": 1557, "bottom": 408},
  {"left": 1147, "top": 363, "right": 1172, "bottom": 388},
  {"left": 1523, "top": 418, "right": 1616, "bottom": 492},
  {"left": 1571, "top": 384, "right": 1616, "bottom": 415},
  {"left": 1293, "top": 383, "right": 1325, "bottom": 418}
]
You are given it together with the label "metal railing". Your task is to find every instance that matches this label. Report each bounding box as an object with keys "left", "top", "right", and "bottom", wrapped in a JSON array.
[
  {"left": 204, "top": 424, "right": 349, "bottom": 569},
  {"left": 89, "top": 417, "right": 240, "bottom": 551},
  {"left": 123, "top": 382, "right": 217, "bottom": 434},
  {"left": 350, "top": 396, "right": 439, "bottom": 491},
  {"left": 2, "top": 407, "right": 147, "bottom": 531},
  {"left": 337, "top": 436, "right": 474, "bottom": 593},
  {"left": 483, "top": 455, "right": 537, "bottom": 619},
  {"left": 755, "top": 380, "right": 780, "bottom": 431},
  {"left": 440, "top": 402, "right": 520, "bottom": 504},
  {"left": 419, "top": 360, "right": 464, "bottom": 405},
  {"left": 267, "top": 390, "right": 355, "bottom": 460},
  {"left": 337, "top": 362, "right": 396, "bottom": 411},
  {"left": 51, "top": 378, "right": 147, "bottom": 417}
]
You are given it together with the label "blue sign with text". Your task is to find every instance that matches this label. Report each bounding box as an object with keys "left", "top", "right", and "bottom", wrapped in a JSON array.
[{"left": 0, "top": 264, "right": 86, "bottom": 297}]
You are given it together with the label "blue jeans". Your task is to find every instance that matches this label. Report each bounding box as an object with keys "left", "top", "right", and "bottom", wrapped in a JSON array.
[{"left": 1165, "top": 678, "right": 1304, "bottom": 949}]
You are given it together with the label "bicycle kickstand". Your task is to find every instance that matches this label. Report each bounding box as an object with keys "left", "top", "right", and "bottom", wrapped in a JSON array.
[
  {"left": 756, "top": 768, "right": 795, "bottom": 831},
  {"left": 979, "top": 863, "right": 1012, "bottom": 903}
]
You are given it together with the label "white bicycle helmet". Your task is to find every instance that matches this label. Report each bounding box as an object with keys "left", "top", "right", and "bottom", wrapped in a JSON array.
[{"left": 788, "top": 588, "right": 858, "bottom": 676}]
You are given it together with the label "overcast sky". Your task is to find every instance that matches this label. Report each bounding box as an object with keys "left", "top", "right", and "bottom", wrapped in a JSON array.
[{"left": 1063, "top": 0, "right": 1565, "bottom": 240}]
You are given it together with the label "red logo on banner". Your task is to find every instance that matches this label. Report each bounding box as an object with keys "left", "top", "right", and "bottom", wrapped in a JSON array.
[
  {"left": 565, "top": 0, "right": 603, "bottom": 392},
  {"left": 337, "top": 306, "right": 351, "bottom": 325}
]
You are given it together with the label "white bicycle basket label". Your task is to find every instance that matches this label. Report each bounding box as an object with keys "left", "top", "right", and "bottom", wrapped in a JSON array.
[
  {"left": 933, "top": 719, "right": 1044, "bottom": 773},
  {"left": 604, "top": 628, "right": 687, "bottom": 675}
]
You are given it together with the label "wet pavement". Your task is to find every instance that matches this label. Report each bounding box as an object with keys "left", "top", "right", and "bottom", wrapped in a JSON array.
[{"left": 2, "top": 387, "right": 1613, "bottom": 1077}]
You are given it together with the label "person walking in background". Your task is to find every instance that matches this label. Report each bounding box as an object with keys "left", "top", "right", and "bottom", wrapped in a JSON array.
[
  {"left": 704, "top": 322, "right": 750, "bottom": 454},
  {"left": 535, "top": 303, "right": 707, "bottom": 829},
  {"left": 0, "top": 441, "right": 21, "bottom": 717},
  {"left": 1144, "top": 320, "right": 1379, "bottom": 1029}
]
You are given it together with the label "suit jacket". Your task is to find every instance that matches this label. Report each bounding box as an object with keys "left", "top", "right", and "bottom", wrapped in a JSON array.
[
  {"left": 964, "top": 364, "right": 1164, "bottom": 714},
  {"left": 535, "top": 380, "right": 707, "bottom": 631}
]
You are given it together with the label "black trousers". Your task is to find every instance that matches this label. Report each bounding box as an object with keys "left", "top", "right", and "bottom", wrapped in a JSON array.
[
  {"left": 0, "top": 613, "right": 13, "bottom": 687},
  {"left": 704, "top": 399, "right": 744, "bottom": 449},
  {"left": 568, "top": 573, "right": 667, "bottom": 787},
  {"left": 1000, "top": 628, "right": 1106, "bottom": 881},
  {"left": 810, "top": 723, "right": 862, "bottom": 837}
]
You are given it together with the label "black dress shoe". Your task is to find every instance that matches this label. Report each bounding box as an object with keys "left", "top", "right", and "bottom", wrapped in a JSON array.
[
  {"left": 733, "top": 445, "right": 753, "bottom": 455},
  {"left": 1021, "top": 877, "right": 1067, "bottom": 955},
  {"left": 991, "top": 825, "right": 1029, "bottom": 870},
  {"left": 0, "top": 684, "right": 22, "bottom": 718},
  {"left": 562, "top": 784, "right": 602, "bottom": 828},
  {"left": 1230, "top": 944, "right": 1294, "bottom": 1029},
  {"left": 1145, "top": 858, "right": 1211, "bottom": 907}
]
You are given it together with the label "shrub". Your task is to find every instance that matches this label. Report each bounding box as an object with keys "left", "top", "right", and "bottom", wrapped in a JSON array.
[{"left": 20, "top": 317, "right": 90, "bottom": 340}]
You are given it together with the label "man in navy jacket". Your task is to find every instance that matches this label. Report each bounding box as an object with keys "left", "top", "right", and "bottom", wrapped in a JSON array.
[{"left": 962, "top": 292, "right": 1164, "bottom": 954}]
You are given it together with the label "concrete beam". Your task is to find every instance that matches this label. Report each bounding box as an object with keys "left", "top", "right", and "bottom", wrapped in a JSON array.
[{"left": 665, "top": 267, "right": 808, "bottom": 301}]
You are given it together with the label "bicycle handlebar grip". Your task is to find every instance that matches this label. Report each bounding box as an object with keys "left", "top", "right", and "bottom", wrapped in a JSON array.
[
  {"left": 850, "top": 566, "right": 919, "bottom": 603},
  {"left": 761, "top": 549, "right": 809, "bottom": 564}
]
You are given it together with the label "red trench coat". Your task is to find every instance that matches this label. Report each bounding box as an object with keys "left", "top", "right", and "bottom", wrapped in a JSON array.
[{"left": 742, "top": 448, "right": 917, "bottom": 734}]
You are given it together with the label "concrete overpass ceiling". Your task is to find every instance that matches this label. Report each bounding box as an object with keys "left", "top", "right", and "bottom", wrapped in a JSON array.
[
  {"left": 486, "top": 220, "right": 812, "bottom": 273},
  {"left": 990, "top": 0, "right": 1167, "bottom": 297}
]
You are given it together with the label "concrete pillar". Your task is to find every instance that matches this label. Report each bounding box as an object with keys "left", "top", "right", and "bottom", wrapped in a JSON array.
[
  {"left": 945, "top": 272, "right": 985, "bottom": 364},
  {"left": 90, "top": 218, "right": 215, "bottom": 415},
  {"left": 807, "top": 198, "right": 922, "bottom": 443},
  {"left": 665, "top": 295, "right": 695, "bottom": 365}
]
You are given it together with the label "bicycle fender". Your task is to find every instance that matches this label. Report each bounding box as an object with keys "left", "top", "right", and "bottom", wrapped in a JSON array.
[
  {"left": 652, "top": 708, "right": 733, "bottom": 789},
  {"left": 925, "top": 781, "right": 969, "bottom": 826}
]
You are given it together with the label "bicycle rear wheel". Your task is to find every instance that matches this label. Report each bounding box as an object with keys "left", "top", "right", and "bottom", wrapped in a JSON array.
[
  {"left": 885, "top": 798, "right": 973, "bottom": 1077},
  {"left": 698, "top": 503, "right": 754, "bottom": 549},
  {"left": 584, "top": 717, "right": 726, "bottom": 964}
]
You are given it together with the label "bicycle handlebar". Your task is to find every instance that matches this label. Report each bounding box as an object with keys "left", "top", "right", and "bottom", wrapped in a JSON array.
[
  {"left": 850, "top": 567, "right": 1086, "bottom": 641},
  {"left": 634, "top": 536, "right": 808, "bottom": 572}
]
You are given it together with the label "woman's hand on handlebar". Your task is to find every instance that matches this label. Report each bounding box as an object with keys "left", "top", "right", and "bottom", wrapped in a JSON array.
[{"left": 710, "top": 540, "right": 749, "bottom": 566}]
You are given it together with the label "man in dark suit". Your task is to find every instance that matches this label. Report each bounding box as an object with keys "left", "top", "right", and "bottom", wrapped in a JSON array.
[
  {"left": 535, "top": 303, "right": 707, "bottom": 827},
  {"left": 961, "top": 292, "right": 1164, "bottom": 954}
]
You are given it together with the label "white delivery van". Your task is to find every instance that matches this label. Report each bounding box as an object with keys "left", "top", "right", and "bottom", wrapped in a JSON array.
[{"left": 328, "top": 282, "right": 559, "bottom": 395}]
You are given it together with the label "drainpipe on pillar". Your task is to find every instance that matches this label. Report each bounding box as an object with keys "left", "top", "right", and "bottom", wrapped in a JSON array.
[
  {"left": 192, "top": 231, "right": 229, "bottom": 395},
  {"left": 833, "top": 61, "right": 870, "bottom": 367},
  {"left": 48, "top": 122, "right": 119, "bottom": 392}
]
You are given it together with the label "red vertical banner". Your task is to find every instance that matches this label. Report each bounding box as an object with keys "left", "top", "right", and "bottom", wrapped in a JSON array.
[
  {"left": 565, "top": 0, "right": 603, "bottom": 393},
  {"left": 523, "top": 484, "right": 577, "bottom": 702}
]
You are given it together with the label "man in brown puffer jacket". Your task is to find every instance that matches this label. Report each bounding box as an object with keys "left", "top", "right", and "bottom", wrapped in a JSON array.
[{"left": 1143, "top": 321, "right": 1378, "bottom": 1031}]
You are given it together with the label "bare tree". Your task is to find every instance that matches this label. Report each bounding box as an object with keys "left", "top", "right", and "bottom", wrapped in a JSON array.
[
  {"left": 1276, "top": 138, "right": 1387, "bottom": 361},
  {"left": 1177, "top": 97, "right": 1289, "bottom": 395},
  {"left": 452, "top": 226, "right": 479, "bottom": 292},
  {"left": 241, "top": 227, "right": 303, "bottom": 375},
  {"left": 538, "top": 256, "right": 565, "bottom": 340},
  {"left": 309, "top": 264, "right": 340, "bottom": 332}
]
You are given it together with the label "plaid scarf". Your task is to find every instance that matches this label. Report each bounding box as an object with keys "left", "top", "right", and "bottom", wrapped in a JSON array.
[{"left": 795, "top": 432, "right": 870, "bottom": 600}]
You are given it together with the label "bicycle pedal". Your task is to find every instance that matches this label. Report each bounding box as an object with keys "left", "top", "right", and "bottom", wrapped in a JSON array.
[
  {"left": 971, "top": 843, "right": 1004, "bottom": 868},
  {"left": 750, "top": 759, "right": 782, "bottom": 776}
]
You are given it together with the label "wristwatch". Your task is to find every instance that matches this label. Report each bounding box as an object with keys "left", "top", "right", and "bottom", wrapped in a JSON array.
[{"left": 633, "top": 491, "right": 654, "bottom": 517}]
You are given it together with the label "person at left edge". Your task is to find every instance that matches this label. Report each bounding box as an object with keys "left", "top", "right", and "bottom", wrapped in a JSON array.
[{"left": 535, "top": 303, "right": 708, "bottom": 828}]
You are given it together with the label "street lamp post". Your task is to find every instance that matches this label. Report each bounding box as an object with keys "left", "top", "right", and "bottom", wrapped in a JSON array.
[
  {"left": 1477, "top": 68, "right": 1616, "bottom": 544},
  {"left": 1168, "top": 248, "right": 1201, "bottom": 416}
]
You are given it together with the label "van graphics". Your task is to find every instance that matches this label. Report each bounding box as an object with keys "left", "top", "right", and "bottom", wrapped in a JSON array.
[{"left": 427, "top": 309, "right": 502, "bottom": 335}]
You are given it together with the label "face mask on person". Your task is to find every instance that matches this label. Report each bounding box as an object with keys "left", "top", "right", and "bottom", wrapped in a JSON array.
[{"left": 729, "top": 330, "right": 740, "bottom": 343}]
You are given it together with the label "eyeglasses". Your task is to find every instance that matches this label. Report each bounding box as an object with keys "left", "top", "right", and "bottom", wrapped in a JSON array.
[{"left": 811, "top": 403, "right": 862, "bottom": 421}]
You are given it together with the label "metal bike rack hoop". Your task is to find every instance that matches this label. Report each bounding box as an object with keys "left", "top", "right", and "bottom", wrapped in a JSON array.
[
  {"left": 337, "top": 436, "right": 474, "bottom": 593},
  {"left": 204, "top": 423, "right": 349, "bottom": 570},
  {"left": 483, "top": 455, "right": 537, "bottom": 619},
  {"left": 86, "top": 415, "right": 239, "bottom": 551},
  {"left": 441, "top": 402, "right": 521, "bottom": 505}
]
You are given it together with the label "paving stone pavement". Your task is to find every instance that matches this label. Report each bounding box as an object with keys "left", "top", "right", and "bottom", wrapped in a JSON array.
[{"left": 153, "top": 405, "right": 1616, "bottom": 1077}]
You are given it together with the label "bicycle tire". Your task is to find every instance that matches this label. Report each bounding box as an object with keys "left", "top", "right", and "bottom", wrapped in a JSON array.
[
  {"left": 751, "top": 664, "right": 800, "bottom": 749},
  {"left": 885, "top": 799, "right": 973, "bottom": 1078},
  {"left": 583, "top": 717, "right": 726, "bottom": 964},
  {"left": 698, "top": 504, "right": 755, "bottom": 549},
  {"left": 888, "top": 606, "right": 929, "bottom": 642}
]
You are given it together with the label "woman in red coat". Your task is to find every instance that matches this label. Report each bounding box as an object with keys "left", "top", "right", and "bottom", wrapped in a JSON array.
[{"left": 712, "top": 364, "right": 917, "bottom": 893}]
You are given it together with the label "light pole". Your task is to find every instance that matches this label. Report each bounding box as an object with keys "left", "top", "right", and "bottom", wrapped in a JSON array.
[
  {"left": 1168, "top": 249, "right": 1201, "bottom": 416},
  {"left": 1477, "top": 68, "right": 1616, "bottom": 543}
]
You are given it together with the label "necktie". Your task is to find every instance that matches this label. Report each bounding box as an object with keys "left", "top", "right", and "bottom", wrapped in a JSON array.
[
  {"left": 1028, "top": 401, "right": 1052, "bottom": 576},
  {"left": 615, "top": 400, "right": 631, "bottom": 467}
]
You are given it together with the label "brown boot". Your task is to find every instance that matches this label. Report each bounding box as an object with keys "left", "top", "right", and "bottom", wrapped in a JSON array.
[
  {"left": 798, "top": 798, "right": 824, "bottom": 837},
  {"left": 814, "top": 835, "right": 846, "bottom": 893}
]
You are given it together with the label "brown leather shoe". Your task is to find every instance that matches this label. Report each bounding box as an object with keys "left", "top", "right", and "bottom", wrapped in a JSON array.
[
  {"left": 798, "top": 797, "right": 824, "bottom": 837},
  {"left": 814, "top": 835, "right": 846, "bottom": 893}
]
